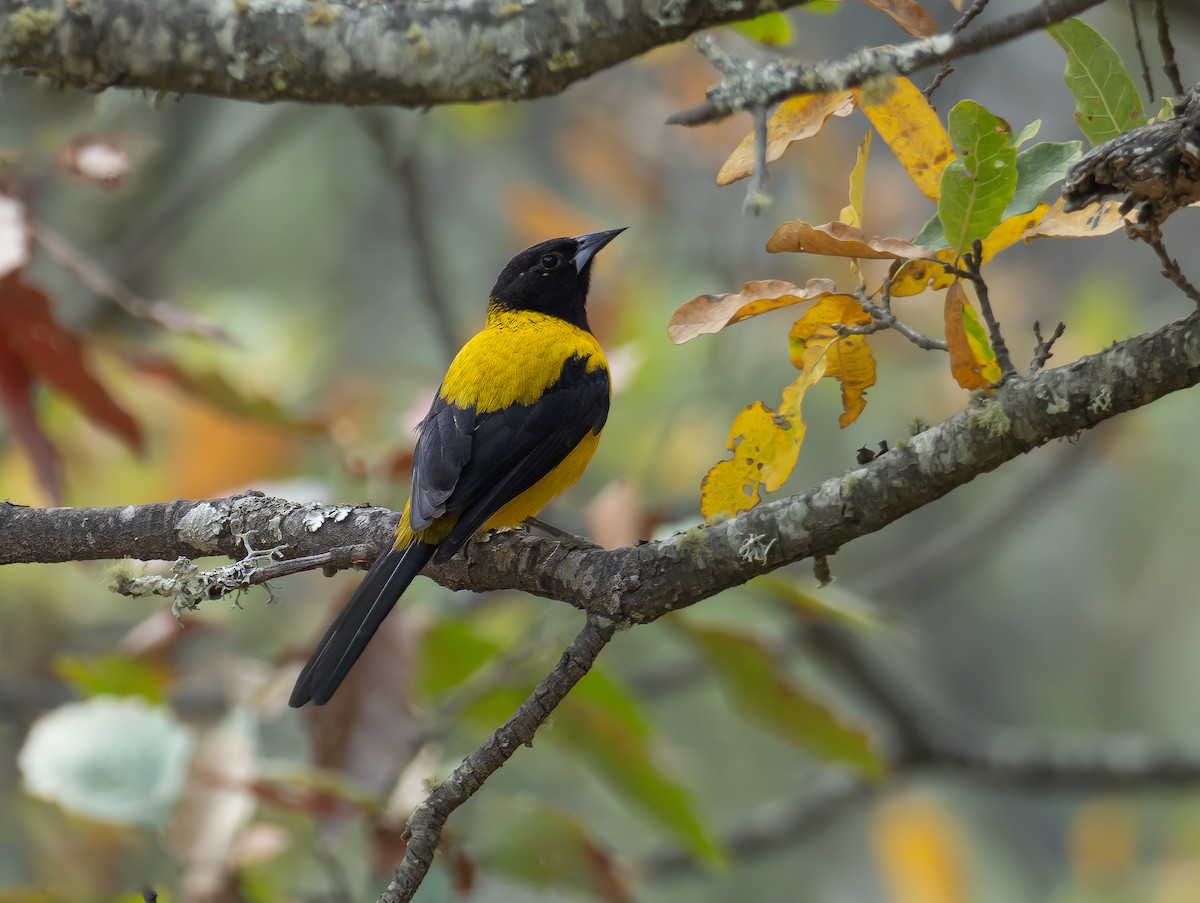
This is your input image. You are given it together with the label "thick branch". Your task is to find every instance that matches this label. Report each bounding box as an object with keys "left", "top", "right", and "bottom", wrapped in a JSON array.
[
  {"left": 0, "top": 0, "right": 813, "bottom": 107},
  {"left": 670, "top": 0, "right": 1106, "bottom": 126},
  {"left": 6, "top": 309, "right": 1200, "bottom": 626}
]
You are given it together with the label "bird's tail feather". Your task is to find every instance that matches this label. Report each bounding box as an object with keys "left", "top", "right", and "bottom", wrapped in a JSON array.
[{"left": 289, "top": 541, "right": 436, "bottom": 707}]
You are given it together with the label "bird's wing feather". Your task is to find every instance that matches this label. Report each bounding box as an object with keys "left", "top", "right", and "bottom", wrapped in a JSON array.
[{"left": 411, "top": 354, "right": 609, "bottom": 560}]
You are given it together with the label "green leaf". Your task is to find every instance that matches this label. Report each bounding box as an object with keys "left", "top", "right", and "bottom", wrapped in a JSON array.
[
  {"left": 54, "top": 653, "right": 166, "bottom": 704},
  {"left": 18, "top": 696, "right": 194, "bottom": 825},
  {"left": 961, "top": 297, "right": 1000, "bottom": 378},
  {"left": 1153, "top": 96, "right": 1176, "bottom": 123},
  {"left": 1003, "top": 140, "right": 1083, "bottom": 219},
  {"left": 912, "top": 212, "right": 948, "bottom": 251},
  {"left": 478, "top": 798, "right": 630, "bottom": 898},
  {"left": 553, "top": 668, "right": 725, "bottom": 866},
  {"left": 1013, "top": 119, "right": 1042, "bottom": 148},
  {"left": 732, "top": 11, "right": 791, "bottom": 46},
  {"left": 1048, "top": 18, "right": 1145, "bottom": 145},
  {"left": 938, "top": 100, "right": 1018, "bottom": 255},
  {"left": 683, "top": 624, "right": 883, "bottom": 779}
]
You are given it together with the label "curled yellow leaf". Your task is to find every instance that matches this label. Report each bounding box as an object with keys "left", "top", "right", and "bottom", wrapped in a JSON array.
[
  {"left": 717, "top": 91, "right": 857, "bottom": 186},
  {"left": 767, "top": 220, "right": 936, "bottom": 260},
  {"left": 668, "top": 278, "right": 838, "bottom": 344},
  {"left": 855, "top": 76, "right": 955, "bottom": 202},
  {"left": 790, "top": 295, "right": 877, "bottom": 427}
]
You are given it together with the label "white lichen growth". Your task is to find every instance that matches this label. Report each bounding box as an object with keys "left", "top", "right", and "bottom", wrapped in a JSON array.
[
  {"left": 1089, "top": 384, "right": 1113, "bottom": 414},
  {"left": 737, "top": 532, "right": 776, "bottom": 564}
]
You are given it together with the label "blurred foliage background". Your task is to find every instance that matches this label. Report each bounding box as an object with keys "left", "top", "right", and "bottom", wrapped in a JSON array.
[{"left": 2, "top": 2, "right": 1200, "bottom": 901}]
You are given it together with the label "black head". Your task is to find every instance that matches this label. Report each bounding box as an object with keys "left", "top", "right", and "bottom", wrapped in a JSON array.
[{"left": 489, "top": 228, "right": 625, "bottom": 331}]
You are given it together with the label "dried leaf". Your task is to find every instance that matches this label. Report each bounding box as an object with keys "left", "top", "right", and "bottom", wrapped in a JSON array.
[
  {"left": 767, "top": 220, "right": 936, "bottom": 260},
  {"left": 839, "top": 131, "right": 873, "bottom": 229},
  {"left": 860, "top": 0, "right": 938, "bottom": 37},
  {"left": 789, "top": 295, "right": 877, "bottom": 427},
  {"left": 668, "top": 278, "right": 838, "bottom": 343},
  {"left": 943, "top": 281, "right": 1000, "bottom": 390},
  {"left": 0, "top": 274, "right": 143, "bottom": 452},
  {"left": 1022, "top": 196, "right": 1130, "bottom": 241},
  {"left": 855, "top": 76, "right": 956, "bottom": 201},
  {"left": 717, "top": 91, "right": 856, "bottom": 186}
]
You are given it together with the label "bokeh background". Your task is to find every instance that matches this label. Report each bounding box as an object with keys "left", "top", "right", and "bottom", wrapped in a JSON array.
[{"left": 2, "top": 2, "right": 1200, "bottom": 900}]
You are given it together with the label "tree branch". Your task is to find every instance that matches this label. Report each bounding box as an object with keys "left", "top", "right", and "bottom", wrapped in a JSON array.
[
  {"left": 6, "top": 308, "right": 1200, "bottom": 627},
  {"left": 0, "top": 0, "right": 816, "bottom": 108},
  {"left": 669, "top": 0, "right": 1106, "bottom": 127}
]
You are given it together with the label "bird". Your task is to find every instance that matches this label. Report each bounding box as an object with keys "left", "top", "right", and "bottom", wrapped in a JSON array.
[{"left": 289, "top": 228, "right": 624, "bottom": 707}]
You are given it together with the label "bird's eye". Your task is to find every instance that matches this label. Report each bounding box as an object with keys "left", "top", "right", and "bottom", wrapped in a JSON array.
[{"left": 541, "top": 254, "right": 559, "bottom": 269}]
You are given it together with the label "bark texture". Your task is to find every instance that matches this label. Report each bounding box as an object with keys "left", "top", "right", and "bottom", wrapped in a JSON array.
[{"left": 0, "top": 0, "right": 806, "bottom": 107}]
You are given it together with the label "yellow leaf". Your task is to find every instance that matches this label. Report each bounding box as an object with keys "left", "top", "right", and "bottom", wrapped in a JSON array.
[
  {"left": 717, "top": 91, "right": 857, "bottom": 186},
  {"left": 839, "top": 131, "right": 872, "bottom": 228},
  {"left": 767, "top": 220, "right": 936, "bottom": 260},
  {"left": 872, "top": 794, "right": 971, "bottom": 903},
  {"left": 790, "top": 295, "right": 877, "bottom": 427},
  {"left": 943, "top": 281, "right": 1000, "bottom": 390},
  {"left": 860, "top": 0, "right": 939, "bottom": 37},
  {"left": 668, "top": 278, "right": 838, "bottom": 343},
  {"left": 890, "top": 204, "right": 1049, "bottom": 296},
  {"left": 1022, "top": 196, "right": 1131, "bottom": 241},
  {"left": 855, "top": 76, "right": 955, "bottom": 201},
  {"left": 700, "top": 401, "right": 802, "bottom": 522}
]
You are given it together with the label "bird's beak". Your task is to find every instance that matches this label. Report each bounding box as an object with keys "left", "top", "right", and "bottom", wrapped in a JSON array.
[{"left": 571, "top": 228, "right": 626, "bottom": 273}]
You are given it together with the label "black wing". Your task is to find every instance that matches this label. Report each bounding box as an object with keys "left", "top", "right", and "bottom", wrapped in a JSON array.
[{"left": 409, "top": 354, "right": 609, "bottom": 561}]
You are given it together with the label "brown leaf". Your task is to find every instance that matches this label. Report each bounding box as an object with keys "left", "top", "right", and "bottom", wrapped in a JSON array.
[
  {"left": 767, "top": 220, "right": 936, "bottom": 260},
  {"left": 668, "top": 278, "right": 838, "bottom": 343},
  {"left": 860, "top": 0, "right": 939, "bottom": 37},
  {"left": 0, "top": 273, "right": 143, "bottom": 452},
  {"left": 717, "top": 91, "right": 857, "bottom": 186}
]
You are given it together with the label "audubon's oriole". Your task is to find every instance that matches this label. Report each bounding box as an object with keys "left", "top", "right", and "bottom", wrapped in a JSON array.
[{"left": 289, "top": 228, "right": 624, "bottom": 707}]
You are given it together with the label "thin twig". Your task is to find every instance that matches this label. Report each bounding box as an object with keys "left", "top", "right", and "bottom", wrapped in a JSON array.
[
  {"left": 670, "top": 0, "right": 1106, "bottom": 127},
  {"left": 843, "top": 286, "right": 947, "bottom": 351},
  {"left": 32, "top": 221, "right": 235, "bottom": 343},
  {"left": 380, "top": 614, "right": 617, "bottom": 902},
  {"left": 923, "top": 0, "right": 991, "bottom": 100},
  {"left": 960, "top": 239, "right": 1017, "bottom": 380},
  {"left": 743, "top": 104, "right": 772, "bottom": 216},
  {"left": 1153, "top": 0, "right": 1185, "bottom": 99},
  {"left": 1029, "top": 320, "right": 1067, "bottom": 374},
  {"left": 1126, "top": 220, "right": 1200, "bottom": 306},
  {"left": 1126, "top": 0, "right": 1156, "bottom": 105}
]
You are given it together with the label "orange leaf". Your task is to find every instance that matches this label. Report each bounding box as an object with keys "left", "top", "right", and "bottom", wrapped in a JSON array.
[
  {"left": 0, "top": 273, "right": 143, "bottom": 452},
  {"left": 767, "top": 220, "right": 936, "bottom": 260},
  {"left": 890, "top": 204, "right": 1049, "bottom": 296},
  {"left": 717, "top": 91, "right": 857, "bottom": 186},
  {"left": 860, "top": 0, "right": 939, "bottom": 37},
  {"left": 668, "top": 278, "right": 838, "bottom": 343},
  {"left": 855, "top": 77, "right": 956, "bottom": 201},
  {"left": 943, "top": 281, "right": 999, "bottom": 390},
  {"left": 790, "top": 295, "right": 877, "bottom": 427}
]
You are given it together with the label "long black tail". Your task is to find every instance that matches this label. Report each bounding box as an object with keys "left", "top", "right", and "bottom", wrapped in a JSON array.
[{"left": 289, "top": 541, "right": 436, "bottom": 707}]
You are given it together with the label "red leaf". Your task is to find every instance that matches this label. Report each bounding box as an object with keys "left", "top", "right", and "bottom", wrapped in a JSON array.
[
  {"left": 0, "top": 273, "right": 143, "bottom": 452},
  {"left": 0, "top": 332, "right": 61, "bottom": 502}
]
